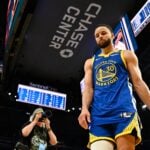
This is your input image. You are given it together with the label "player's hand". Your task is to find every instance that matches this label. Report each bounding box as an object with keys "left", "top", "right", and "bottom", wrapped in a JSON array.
[{"left": 78, "top": 109, "right": 91, "bottom": 129}]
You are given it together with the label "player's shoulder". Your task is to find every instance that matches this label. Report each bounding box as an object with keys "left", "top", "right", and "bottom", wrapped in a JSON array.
[
  {"left": 85, "top": 57, "right": 93, "bottom": 63},
  {"left": 122, "top": 50, "right": 137, "bottom": 62},
  {"left": 121, "top": 50, "right": 135, "bottom": 56},
  {"left": 84, "top": 58, "right": 93, "bottom": 69}
]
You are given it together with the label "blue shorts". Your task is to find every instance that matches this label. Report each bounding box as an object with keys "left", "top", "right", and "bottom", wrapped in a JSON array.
[{"left": 89, "top": 113, "right": 142, "bottom": 146}]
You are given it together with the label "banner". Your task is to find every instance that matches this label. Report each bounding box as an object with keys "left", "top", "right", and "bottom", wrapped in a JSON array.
[{"left": 17, "top": 0, "right": 137, "bottom": 83}]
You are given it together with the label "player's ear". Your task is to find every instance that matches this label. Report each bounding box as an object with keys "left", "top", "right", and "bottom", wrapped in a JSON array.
[{"left": 111, "top": 33, "right": 115, "bottom": 39}]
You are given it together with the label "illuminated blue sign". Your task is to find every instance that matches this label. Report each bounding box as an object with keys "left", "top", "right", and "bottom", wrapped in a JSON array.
[
  {"left": 17, "top": 84, "right": 67, "bottom": 110},
  {"left": 131, "top": 0, "right": 150, "bottom": 37}
]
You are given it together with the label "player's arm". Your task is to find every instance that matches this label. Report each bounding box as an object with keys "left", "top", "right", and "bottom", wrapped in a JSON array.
[
  {"left": 124, "top": 50, "right": 150, "bottom": 108},
  {"left": 78, "top": 58, "right": 93, "bottom": 129},
  {"left": 82, "top": 58, "right": 94, "bottom": 110}
]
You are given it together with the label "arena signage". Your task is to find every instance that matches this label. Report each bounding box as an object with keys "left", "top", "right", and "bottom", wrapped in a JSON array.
[
  {"left": 131, "top": 0, "right": 150, "bottom": 37},
  {"left": 49, "top": 3, "right": 102, "bottom": 58}
]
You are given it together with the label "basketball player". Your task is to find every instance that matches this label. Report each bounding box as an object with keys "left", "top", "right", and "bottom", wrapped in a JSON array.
[{"left": 78, "top": 24, "right": 150, "bottom": 150}]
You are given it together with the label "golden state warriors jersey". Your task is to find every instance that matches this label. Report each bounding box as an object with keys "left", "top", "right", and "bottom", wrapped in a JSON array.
[{"left": 91, "top": 50, "right": 137, "bottom": 125}]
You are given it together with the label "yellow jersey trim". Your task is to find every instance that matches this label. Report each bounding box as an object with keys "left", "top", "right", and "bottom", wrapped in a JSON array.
[
  {"left": 120, "top": 50, "right": 127, "bottom": 68},
  {"left": 115, "top": 113, "right": 142, "bottom": 146},
  {"left": 89, "top": 133, "right": 115, "bottom": 144}
]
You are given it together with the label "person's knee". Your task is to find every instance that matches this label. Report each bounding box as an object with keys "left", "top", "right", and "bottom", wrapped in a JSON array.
[{"left": 91, "top": 140, "right": 114, "bottom": 150}]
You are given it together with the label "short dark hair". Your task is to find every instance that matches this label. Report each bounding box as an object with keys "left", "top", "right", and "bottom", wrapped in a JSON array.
[{"left": 95, "top": 24, "right": 113, "bottom": 33}]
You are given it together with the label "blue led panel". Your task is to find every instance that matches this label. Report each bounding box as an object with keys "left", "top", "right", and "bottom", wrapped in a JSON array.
[
  {"left": 131, "top": 0, "right": 150, "bottom": 37},
  {"left": 17, "top": 84, "right": 67, "bottom": 110}
]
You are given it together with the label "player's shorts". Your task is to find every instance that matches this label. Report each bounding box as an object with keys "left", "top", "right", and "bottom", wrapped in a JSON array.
[{"left": 89, "top": 112, "right": 142, "bottom": 146}]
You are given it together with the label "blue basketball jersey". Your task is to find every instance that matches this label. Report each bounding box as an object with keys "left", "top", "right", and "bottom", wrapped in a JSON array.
[{"left": 91, "top": 50, "right": 137, "bottom": 125}]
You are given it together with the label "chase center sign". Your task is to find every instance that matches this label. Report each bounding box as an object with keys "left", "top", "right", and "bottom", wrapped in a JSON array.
[{"left": 49, "top": 3, "right": 102, "bottom": 58}]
